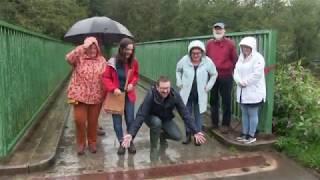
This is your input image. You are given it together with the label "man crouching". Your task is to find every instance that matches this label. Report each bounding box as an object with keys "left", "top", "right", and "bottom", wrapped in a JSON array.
[{"left": 122, "top": 76, "right": 206, "bottom": 160}]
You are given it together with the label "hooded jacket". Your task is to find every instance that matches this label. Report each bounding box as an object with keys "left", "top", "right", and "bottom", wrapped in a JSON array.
[
  {"left": 127, "top": 86, "right": 198, "bottom": 137},
  {"left": 102, "top": 56, "right": 139, "bottom": 103},
  {"left": 233, "top": 36, "right": 266, "bottom": 104},
  {"left": 176, "top": 40, "right": 218, "bottom": 113},
  {"left": 66, "top": 37, "right": 107, "bottom": 104}
]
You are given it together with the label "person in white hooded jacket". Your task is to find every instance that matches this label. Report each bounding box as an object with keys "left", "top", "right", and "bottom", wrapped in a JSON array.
[
  {"left": 176, "top": 40, "right": 218, "bottom": 145},
  {"left": 233, "top": 36, "right": 266, "bottom": 144}
]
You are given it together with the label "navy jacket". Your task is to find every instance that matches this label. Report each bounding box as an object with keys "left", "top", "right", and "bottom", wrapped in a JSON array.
[{"left": 128, "top": 86, "right": 198, "bottom": 136}]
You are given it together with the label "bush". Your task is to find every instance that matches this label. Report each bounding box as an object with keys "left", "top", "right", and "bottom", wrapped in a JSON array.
[
  {"left": 274, "top": 61, "right": 320, "bottom": 169},
  {"left": 276, "top": 136, "right": 320, "bottom": 169},
  {"left": 274, "top": 61, "right": 320, "bottom": 140}
]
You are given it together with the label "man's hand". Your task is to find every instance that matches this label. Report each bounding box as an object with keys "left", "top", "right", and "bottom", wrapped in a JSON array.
[
  {"left": 194, "top": 132, "right": 206, "bottom": 144},
  {"left": 114, "top": 88, "right": 122, "bottom": 96},
  {"left": 122, "top": 134, "right": 133, "bottom": 148},
  {"left": 127, "top": 84, "right": 134, "bottom": 92}
]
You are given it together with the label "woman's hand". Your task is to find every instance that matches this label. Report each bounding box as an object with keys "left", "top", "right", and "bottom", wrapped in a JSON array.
[
  {"left": 127, "top": 84, "right": 134, "bottom": 92},
  {"left": 114, "top": 88, "right": 122, "bottom": 96},
  {"left": 239, "top": 80, "right": 247, "bottom": 88}
]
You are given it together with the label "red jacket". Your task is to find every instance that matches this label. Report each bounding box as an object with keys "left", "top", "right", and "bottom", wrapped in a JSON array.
[
  {"left": 102, "top": 57, "right": 139, "bottom": 103},
  {"left": 206, "top": 38, "right": 238, "bottom": 78}
]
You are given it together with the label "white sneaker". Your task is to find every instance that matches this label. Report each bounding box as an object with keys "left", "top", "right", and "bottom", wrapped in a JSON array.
[
  {"left": 244, "top": 137, "right": 256, "bottom": 144},
  {"left": 236, "top": 135, "right": 248, "bottom": 142}
]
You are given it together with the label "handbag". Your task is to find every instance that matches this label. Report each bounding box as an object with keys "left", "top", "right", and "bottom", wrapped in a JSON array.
[{"left": 103, "top": 69, "right": 132, "bottom": 114}]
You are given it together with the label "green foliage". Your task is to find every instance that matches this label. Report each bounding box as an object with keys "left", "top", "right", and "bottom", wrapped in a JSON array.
[
  {"left": 276, "top": 137, "right": 320, "bottom": 169},
  {"left": 1, "top": 0, "right": 320, "bottom": 64},
  {"left": 0, "top": 0, "right": 88, "bottom": 38},
  {"left": 88, "top": 0, "right": 320, "bottom": 63},
  {"left": 287, "top": 0, "right": 320, "bottom": 61},
  {"left": 274, "top": 62, "right": 320, "bottom": 169},
  {"left": 274, "top": 62, "right": 320, "bottom": 140}
]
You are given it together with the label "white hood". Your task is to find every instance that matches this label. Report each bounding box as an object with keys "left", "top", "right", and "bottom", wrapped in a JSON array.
[
  {"left": 239, "top": 36, "right": 257, "bottom": 52},
  {"left": 187, "top": 40, "right": 206, "bottom": 54},
  {"left": 238, "top": 36, "right": 258, "bottom": 62}
]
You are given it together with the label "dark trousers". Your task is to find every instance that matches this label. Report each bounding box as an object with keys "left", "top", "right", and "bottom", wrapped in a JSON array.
[
  {"left": 210, "top": 76, "right": 233, "bottom": 127},
  {"left": 186, "top": 97, "right": 202, "bottom": 133},
  {"left": 145, "top": 116, "right": 182, "bottom": 150}
]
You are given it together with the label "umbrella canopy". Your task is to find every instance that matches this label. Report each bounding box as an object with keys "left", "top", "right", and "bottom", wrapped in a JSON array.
[{"left": 64, "top": 16, "right": 133, "bottom": 45}]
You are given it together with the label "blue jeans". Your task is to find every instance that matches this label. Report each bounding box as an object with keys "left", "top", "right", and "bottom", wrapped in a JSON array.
[
  {"left": 112, "top": 96, "right": 135, "bottom": 143},
  {"left": 145, "top": 116, "right": 182, "bottom": 149},
  {"left": 186, "top": 98, "right": 202, "bottom": 133},
  {"left": 240, "top": 104, "right": 260, "bottom": 137}
]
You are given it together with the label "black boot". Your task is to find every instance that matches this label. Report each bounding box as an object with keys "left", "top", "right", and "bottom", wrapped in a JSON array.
[
  {"left": 117, "top": 142, "right": 126, "bottom": 155},
  {"left": 160, "top": 132, "right": 168, "bottom": 149},
  {"left": 182, "top": 132, "right": 191, "bottom": 145},
  {"left": 128, "top": 142, "right": 136, "bottom": 154}
]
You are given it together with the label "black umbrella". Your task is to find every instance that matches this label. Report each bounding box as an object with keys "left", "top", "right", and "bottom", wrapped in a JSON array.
[{"left": 64, "top": 16, "right": 134, "bottom": 45}]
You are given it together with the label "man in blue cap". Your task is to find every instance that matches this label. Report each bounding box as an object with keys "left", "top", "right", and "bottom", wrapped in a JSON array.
[{"left": 206, "top": 22, "right": 238, "bottom": 133}]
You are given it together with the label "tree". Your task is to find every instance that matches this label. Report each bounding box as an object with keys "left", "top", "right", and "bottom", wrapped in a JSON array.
[
  {"left": 174, "top": 0, "right": 212, "bottom": 38},
  {"left": 288, "top": 0, "right": 320, "bottom": 61},
  {"left": 0, "top": 0, "right": 89, "bottom": 39},
  {"left": 159, "top": 0, "right": 179, "bottom": 40},
  {"left": 1, "top": 0, "right": 320, "bottom": 64}
]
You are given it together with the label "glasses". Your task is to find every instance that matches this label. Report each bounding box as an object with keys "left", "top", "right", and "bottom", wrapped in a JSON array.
[
  {"left": 191, "top": 51, "right": 202, "bottom": 56},
  {"left": 241, "top": 45, "right": 251, "bottom": 50},
  {"left": 159, "top": 86, "right": 170, "bottom": 91}
]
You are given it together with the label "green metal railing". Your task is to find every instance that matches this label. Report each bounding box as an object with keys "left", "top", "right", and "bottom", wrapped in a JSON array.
[
  {"left": 132, "top": 30, "right": 277, "bottom": 133},
  {"left": 0, "top": 20, "right": 72, "bottom": 158}
]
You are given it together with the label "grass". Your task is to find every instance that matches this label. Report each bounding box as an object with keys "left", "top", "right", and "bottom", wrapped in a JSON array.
[{"left": 276, "top": 137, "right": 320, "bottom": 171}]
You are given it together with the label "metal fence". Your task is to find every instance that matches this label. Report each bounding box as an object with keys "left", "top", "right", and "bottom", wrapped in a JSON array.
[
  {"left": 0, "top": 20, "right": 72, "bottom": 158},
  {"left": 131, "top": 30, "right": 277, "bottom": 133}
]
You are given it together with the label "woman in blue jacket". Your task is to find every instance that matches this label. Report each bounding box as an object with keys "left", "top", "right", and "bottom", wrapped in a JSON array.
[{"left": 176, "top": 40, "right": 218, "bottom": 145}]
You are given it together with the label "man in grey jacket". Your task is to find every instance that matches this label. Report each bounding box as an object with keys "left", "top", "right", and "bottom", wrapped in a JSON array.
[{"left": 121, "top": 76, "right": 206, "bottom": 157}]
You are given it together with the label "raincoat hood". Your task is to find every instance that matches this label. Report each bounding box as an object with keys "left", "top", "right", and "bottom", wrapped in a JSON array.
[
  {"left": 239, "top": 36, "right": 257, "bottom": 52},
  {"left": 107, "top": 57, "right": 116, "bottom": 69},
  {"left": 238, "top": 36, "right": 258, "bottom": 61},
  {"left": 187, "top": 40, "right": 206, "bottom": 54},
  {"left": 83, "top": 36, "right": 101, "bottom": 57}
]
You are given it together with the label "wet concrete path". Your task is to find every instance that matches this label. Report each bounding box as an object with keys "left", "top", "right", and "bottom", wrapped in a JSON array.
[
  {"left": 27, "top": 86, "right": 242, "bottom": 178},
  {"left": 2, "top": 84, "right": 319, "bottom": 179}
]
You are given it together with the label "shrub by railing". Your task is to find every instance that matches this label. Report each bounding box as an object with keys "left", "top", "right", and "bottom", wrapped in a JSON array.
[{"left": 274, "top": 62, "right": 320, "bottom": 169}]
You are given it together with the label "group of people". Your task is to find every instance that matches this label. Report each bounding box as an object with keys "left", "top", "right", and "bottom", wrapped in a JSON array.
[
  {"left": 65, "top": 22, "right": 266, "bottom": 157},
  {"left": 66, "top": 37, "right": 139, "bottom": 155}
]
